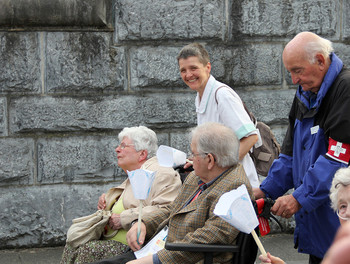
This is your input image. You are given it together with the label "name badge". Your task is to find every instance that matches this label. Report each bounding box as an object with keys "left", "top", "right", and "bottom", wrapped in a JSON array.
[{"left": 310, "top": 125, "right": 319, "bottom": 135}]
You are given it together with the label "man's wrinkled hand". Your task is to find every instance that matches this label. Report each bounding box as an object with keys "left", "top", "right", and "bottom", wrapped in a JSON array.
[{"left": 271, "top": 194, "right": 301, "bottom": 218}]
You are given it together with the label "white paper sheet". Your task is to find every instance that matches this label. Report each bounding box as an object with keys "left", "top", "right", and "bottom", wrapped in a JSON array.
[
  {"left": 127, "top": 169, "right": 156, "bottom": 200},
  {"left": 156, "top": 145, "right": 187, "bottom": 168},
  {"left": 214, "top": 184, "right": 258, "bottom": 234}
]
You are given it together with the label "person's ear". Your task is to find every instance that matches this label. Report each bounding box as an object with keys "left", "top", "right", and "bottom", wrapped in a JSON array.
[
  {"left": 139, "top": 150, "right": 148, "bottom": 162},
  {"left": 207, "top": 153, "right": 215, "bottom": 170},
  {"left": 315, "top": 53, "right": 326, "bottom": 70},
  {"left": 206, "top": 62, "right": 211, "bottom": 73}
]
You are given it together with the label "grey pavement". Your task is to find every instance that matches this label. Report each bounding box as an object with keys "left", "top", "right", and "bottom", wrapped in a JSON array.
[
  {"left": 0, "top": 233, "right": 308, "bottom": 264},
  {"left": 257, "top": 233, "right": 308, "bottom": 264}
]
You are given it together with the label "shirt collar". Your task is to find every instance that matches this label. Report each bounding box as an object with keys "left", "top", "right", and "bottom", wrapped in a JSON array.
[
  {"left": 197, "top": 167, "right": 231, "bottom": 190},
  {"left": 195, "top": 75, "right": 216, "bottom": 114}
]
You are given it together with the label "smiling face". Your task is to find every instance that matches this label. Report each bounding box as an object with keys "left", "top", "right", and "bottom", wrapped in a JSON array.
[{"left": 179, "top": 56, "right": 211, "bottom": 97}]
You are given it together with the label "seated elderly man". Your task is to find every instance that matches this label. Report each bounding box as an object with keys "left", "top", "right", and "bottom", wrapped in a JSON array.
[
  {"left": 61, "top": 126, "right": 182, "bottom": 264},
  {"left": 92, "top": 122, "right": 254, "bottom": 264}
]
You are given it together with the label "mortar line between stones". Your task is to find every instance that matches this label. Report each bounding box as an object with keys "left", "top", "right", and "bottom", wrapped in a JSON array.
[
  {"left": 224, "top": 0, "right": 229, "bottom": 41},
  {"left": 40, "top": 32, "right": 46, "bottom": 95}
]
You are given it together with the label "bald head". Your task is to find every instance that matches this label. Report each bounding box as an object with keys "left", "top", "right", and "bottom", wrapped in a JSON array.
[
  {"left": 282, "top": 32, "right": 333, "bottom": 93},
  {"left": 283, "top": 31, "right": 333, "bottom": 65}
]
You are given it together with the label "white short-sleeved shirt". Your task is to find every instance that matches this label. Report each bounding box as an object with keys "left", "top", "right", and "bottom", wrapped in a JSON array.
[{"left": 195, "top": 75, "right": 260, "bottom": 188}]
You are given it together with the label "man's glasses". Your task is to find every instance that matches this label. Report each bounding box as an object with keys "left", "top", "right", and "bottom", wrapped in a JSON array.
[{"left": 189, "top": 152, "right": 208, "bottom": 159}]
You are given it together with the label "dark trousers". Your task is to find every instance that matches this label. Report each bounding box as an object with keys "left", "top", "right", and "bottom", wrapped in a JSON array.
[
  {"left": 309, "top": 254, "right": 323, "bottom": 264},
  {"left": 90, "top": 250, "right": 136, "bottom": 264}
]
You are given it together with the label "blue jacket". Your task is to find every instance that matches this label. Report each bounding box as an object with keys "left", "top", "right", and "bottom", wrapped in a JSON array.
[{"left": 261, "top": 53, "right": 350, "bottom": 258}]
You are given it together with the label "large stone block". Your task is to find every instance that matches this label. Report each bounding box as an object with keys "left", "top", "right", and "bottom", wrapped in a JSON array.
[
  {"left": 231, "top": 0, "right": 339, "bottom": 38},
  {"left": 37, "top": 136, "right": 123, "bottom": 183},
  {"left": 0, "top": 32, "right": 41, "bottom": 93},
  {"left": 209, "top": 44, "right": 283, "bottom": 86},
  {"left": 9, "top": 95, "right": 196, "bottom": 134},
  {"left": 0, "top": 138, "right": 35, "bottom": 186},
  {"left": 45, "top": 32, "right": 125, "bottom": 93},
  {"left": 0, "top": 184, "right": 117, "bottom": 248},
  {"left": 115, "top": 0, "right": 225, "bottom": 42},
  {"left": 0, "top": 0, "right": 113, "bottom": 29},
  {"left": 0, "top": 98, "right": 7, "bottom": 136},
  {"left": 240, "top": 89, "right": 295, "bottom": 124},
  {"left": 130, "top": 46, "right": 181, "bottom": 89}
]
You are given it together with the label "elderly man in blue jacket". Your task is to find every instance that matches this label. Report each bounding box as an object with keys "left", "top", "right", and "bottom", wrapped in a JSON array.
[{"left": 254, "top": 31, "right": 350, "bottom": 264}]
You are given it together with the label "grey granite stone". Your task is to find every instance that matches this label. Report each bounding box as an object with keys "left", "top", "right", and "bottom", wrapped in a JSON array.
[
  {"left": 0, "top": 32, "right": 41, "bottom": 93},
  {"left": 37, "top": 136, "right": 122, "bottom": 183},
  {"left": 231, "top": 0, "right": 339, "bottom": 38},
  {"left": 209, "top": 44, "right": 283, "bottom": 86},
  {"left": 169, "top": 131, "right": 193, "bottom": 156},
  {"left": 0, "top": 0, "right": 113, "bottom": 29},
  {"left": 269, "top": 125, "right": 289, "bottom": 147},
  {"left": 9, "top": 94, "right": 196, "bottom": 134},
  {"left": 0, "top": 138, "right": 35, "bottom": 186},
  {"left": 156, "top": 132, "right": 170, "bottom": 148},
  {"left": 333, "top": 43, "right": 350, "bottom": 67},
  {"left": 45, "top": 32, "right": 125, "bottom": 93},
  {"left": 129, "top": 46, "right": 182, "bottom": 89},
  {"left": 240, "top": 89, "right": 295, "bottom": 125},
  {"left": 0, "top": 184, "right": 117, "bottom": 248},
  {"left": 115, "top": 0, "right": 225, "bottom": 42}
]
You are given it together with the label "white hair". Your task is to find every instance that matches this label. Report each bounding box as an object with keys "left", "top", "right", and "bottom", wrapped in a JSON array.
[
  {"left": 330, "top": 167, "right": 350, "bottom": 211},
  {"left": 191, "top": 122, "right": 239, "bottom": 168},
  {"left": 118, "top": 126, "right": 158, "bottom": 159},
  {"left": 304, "top": 36, "right": 334, "bottom": 64}
]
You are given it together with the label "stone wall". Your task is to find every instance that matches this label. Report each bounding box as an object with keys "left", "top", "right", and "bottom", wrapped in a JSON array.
[{"left": 0, "top": 0, "right": 349, "bottom": 249}]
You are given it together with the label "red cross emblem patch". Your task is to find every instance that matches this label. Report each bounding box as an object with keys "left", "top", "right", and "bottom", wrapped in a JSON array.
[{"left": 326, "top": 138, "right": 350, "bottom": 164}]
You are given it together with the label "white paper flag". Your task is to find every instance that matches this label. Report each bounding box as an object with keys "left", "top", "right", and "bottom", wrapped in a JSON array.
[
  {"left": 214, "top": 184, "right": 258, "bottom": 234},
  {"left": 156, "top": 145, "right": 187, "bottom": 168},
  {"left": 127, "top": 169, "right": 156, "bottom": 200}
]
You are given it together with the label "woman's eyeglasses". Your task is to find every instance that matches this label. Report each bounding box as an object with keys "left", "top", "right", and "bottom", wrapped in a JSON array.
[
  {"left": 118, "top": 143, "right": 135, "bottom": 150},
  {"left": 337, "top": 205, "right": 349, "bottom": 221}
]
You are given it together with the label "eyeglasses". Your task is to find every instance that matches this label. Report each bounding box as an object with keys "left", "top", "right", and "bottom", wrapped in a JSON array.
[
  {"left": 189, "top": 152, "right": 208, "bottom": 159},
  {"left": 118, "top": 143, "right": 135, "bottom": 150},
  {"left": 337, "top": 206, "right": 349, "bottom": 221}
]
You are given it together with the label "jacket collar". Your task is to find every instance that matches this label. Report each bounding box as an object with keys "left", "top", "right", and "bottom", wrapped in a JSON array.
[
  {"left": 141, "top": 156, "right": 157, "bottom": 170},
  {"left": 297, "top": 53, "right": 343, "bottom": 111}
]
